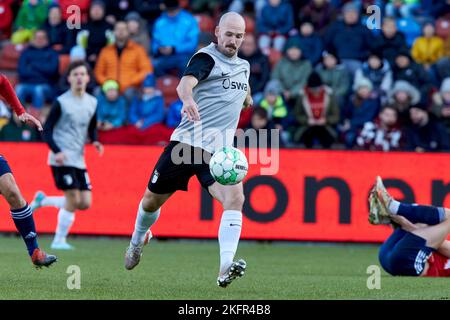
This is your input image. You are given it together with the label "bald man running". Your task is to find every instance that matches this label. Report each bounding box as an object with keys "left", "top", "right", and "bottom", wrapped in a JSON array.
[{"left": 124, "top": 12, "right": 252, "bottom": 288}]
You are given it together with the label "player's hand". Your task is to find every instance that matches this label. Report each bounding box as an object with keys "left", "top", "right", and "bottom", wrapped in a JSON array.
[
  {"left": 93, "top": 141, "right": 104, "bottom": 156},
  {"left": 18, "top": 113, "right": 43, "bottom": 131},
  {"left": 244, "top": 95, "right": 253, "bottom": 108},
  {"left": 181, "top": 101, "right": 200, "bottom": 122},
  {"left": 54, "top": 152, "right": 67, "bottom": 165}
]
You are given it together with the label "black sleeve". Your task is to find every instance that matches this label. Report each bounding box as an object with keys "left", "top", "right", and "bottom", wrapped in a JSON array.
[
  {"left": 183, "top": 52, "right": 215, "bottom": 81},
  {"left": 42, "top": 101, "right": 62, "bottom": 154},
  {"left": 88, "top": 111, "right": 98, "bottom": 143}
]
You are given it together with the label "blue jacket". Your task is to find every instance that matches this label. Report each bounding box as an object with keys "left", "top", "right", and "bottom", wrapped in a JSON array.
[
  {"left": 291, "top": 34, "right": 323, "bottom": 66},
  {"left": 166, "top": 99, "right": 182, "bottom": 128},
  {"left": 324, "top": 21, "right": 373, "bottom": 61},
  {"left": 97, "top": 94, "right": 127, "bottom": 128},
  {"left": 152, "top": 9, "right": 199, "bottom": 56},
  {"left": 18, "top": 45, "right": 59, "bottom": 84},
  {"left": 129, "top": 92, "right": 165, "bottom": 129},
  {"left": 257, "top": 1, "right": 294, "bottom": 35},
  {"left": 344, "top": 96, "right": 380, "bottom": 131}
]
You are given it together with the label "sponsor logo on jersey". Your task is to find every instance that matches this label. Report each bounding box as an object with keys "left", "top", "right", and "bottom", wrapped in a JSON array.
[{"left": 222, "top": 78, "right": 248, "bottom": 91}]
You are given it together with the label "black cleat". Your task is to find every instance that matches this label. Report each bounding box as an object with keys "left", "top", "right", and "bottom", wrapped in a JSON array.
[{"left": 217, "top": 259, "right": 246, "bottom": 288}]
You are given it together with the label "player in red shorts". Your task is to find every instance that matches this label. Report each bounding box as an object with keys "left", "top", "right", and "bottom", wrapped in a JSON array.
[
  {"left": 0, "top": 74, "right": 57, "bottom": 268},
  {"left": 369, "top": 176, "right": 450, "bottom": 277}
]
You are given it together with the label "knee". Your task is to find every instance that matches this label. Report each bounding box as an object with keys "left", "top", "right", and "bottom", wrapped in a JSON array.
[
  {"left": 142, "top": 195, "right": 162, "bottom": 212},
  {"left": 77, "top": 201, "right": 91, "bottom": 210},
  {"left": 223, "top": 192, "right": 245, "bottom": 210},
  {"left": 5, "top": 188, "right": 25, "bottom": 208}
]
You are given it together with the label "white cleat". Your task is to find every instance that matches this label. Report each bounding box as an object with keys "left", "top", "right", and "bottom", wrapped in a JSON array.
[
  {"left": 124, "top": 230, "right": 152, "bottom": 270},
  {"left": 30, "top": 191, "right": 46, "bottom": 212},
  {"left": 217, "top": 259, "right": 247, "bottom": 288},
  {"left": 51, "top": 241, "right": 75, "bottom": 250}
]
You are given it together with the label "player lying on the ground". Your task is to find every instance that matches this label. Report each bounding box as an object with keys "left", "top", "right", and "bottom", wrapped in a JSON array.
[
  {"left": 30, "top": 61, "right": 103, "bottom": 250},
  {"left": 0, "top": 74, "right": 57, "bottom": 267},
  {"left": 369, "top": 176, "right": 450, "bottom": 277},
  {"left": 124, "top": 11, "right": 253, "bottom": 288}
]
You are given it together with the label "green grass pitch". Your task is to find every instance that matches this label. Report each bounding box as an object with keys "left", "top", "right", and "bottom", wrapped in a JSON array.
[{"left": 1, "top": 235, "right": 450, "bottom": 300}]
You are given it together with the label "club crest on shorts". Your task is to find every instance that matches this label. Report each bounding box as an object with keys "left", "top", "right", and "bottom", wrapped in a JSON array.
[
  {"left": 151, "top": 170, "right": 159, "bottom": 184},
  {"left": 63, "top": 174, "right": 73, "bottom": 186}
]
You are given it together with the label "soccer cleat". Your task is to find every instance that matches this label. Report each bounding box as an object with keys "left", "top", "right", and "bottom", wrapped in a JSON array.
[
  {"left": 124, "top": 230, "right": 151, "bottom": 270},
  {"left": 30, "top": 191, "right": 46, "bottom": 212},
  {"left": 217, "top": 259, "right": 247, "bottom": 288},
  {"left": 368, "top": 187, "right": 391, "bottom": 225},
  {"left": 31, "top": 248, "right": 57, "bottom": 269},
  {"left": 374, "top": 176, "right": 394, "bottom": 217},
  {"left": 51, "top": 241, "right": 74, "bottom": 250}
]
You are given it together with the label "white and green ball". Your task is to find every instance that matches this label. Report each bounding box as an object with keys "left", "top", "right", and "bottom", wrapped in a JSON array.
[{"left": 209, "top": 147, "right": 248, "bottom": 185}]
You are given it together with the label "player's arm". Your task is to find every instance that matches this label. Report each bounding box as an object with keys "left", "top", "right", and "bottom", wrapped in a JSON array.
[
  {"left": 177, "top": 52, "right": 215, "bottom": 122},
  {"left": 0, "top": 74, "right": 42, "bottom": 130},
  {"left": 43, "top": 101, "right": 65, "bottom": 164},
  {"left": 88, "top": 111, "right": 104, "bottom": 156},
  {"left": 244, "top": 85, "right": 253, "bottom": 108}
]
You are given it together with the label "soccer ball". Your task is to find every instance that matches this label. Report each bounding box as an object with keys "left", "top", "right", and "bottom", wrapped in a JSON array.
[{"left": 209, "top": 147, "right": 248, "bottom": 185}]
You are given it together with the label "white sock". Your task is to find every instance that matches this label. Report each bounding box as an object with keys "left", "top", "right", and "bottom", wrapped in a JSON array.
[
  {"left": 131, "top": 200, "right": 160, "bottom": 246},
  {"left": 389, "top": 199, "right": 400, "bottom": 214},
  {"left": 41, "top": 196, "right": 66, "bottom": 208},
  {"left": 54, "top": 208, "right": 75, "bottom": 243},
  {"left": 218, "top": 210, "right": 242, "bottom": 276}
]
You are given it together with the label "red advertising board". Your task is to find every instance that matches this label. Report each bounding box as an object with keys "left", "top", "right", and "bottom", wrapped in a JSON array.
[{"left": 0, "top": 143, "right": 448, "bottom": 242}]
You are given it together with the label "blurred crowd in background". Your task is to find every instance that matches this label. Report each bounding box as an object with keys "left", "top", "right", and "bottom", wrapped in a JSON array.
[{"left": 0, "top": 0, "right": 450, "bottom": 152}]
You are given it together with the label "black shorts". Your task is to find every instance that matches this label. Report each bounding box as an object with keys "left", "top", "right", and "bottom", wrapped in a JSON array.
[
  {"left": 0, "top": 156, "right": 12, "bottom": 177},
  {"left": 51, "top": 166, "right": 92, "bottom": 191},
  {"left": 148, "top": 141, "right": 216, "bottom": 194}
]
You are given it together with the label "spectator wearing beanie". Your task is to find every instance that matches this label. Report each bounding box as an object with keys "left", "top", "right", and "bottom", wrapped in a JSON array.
[
  {"left": 259, "top": 79, "right": 289, "bottom": 129},
  {"left": 271, "top": 37, "right": 312, "bottom": 104},
  {"left": 323, "top": 2, "right": 373, "bottom": 76},
  {"left": 316, "top": 50, "right": 351, "bottom": 110},
  {"left": 354, "top": 50, "right": 393, "bottom": 103},
  {"left": 294, "top": 71, "right": 339, "bottom": 148},
  {"left": 128, "top": 74, "right": 165, "bottom": 130},
  {"left": 125, "top": 11, "right": 151, "bottom": 54},
  {"left": 96, "top": 79, "right": 128, "bottom": 130},
  {"left": 431, "top": 78, "right": 450, "bottom": 136},
  {"left": 387, "top": 80, "right": 421, "bottom": 125},
  {"left": 151, "top": 0, "right": 199, "bottom": 77},
  {"left": 404, "top": 103, "right": 450, "bottom": 152},
  {"left": 257, "top": 0, "right": 295, "bottom": 55},
  {"left": 341, "top": 77, "right": 380, "bottom": 148}
]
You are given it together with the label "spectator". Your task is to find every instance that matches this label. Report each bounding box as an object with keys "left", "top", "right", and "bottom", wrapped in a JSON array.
[
  {"left": 11, "top": 0, "right": 50, "bottom": 44},
  {"left": 293, "top": 72, "right": 339, "bottom": 148},
  {"left": 16, "top": 29, "right": 59, "bottom": 110},
  {"left": 0, "top": 113, "right": 39, "bottom": 142},
  {"left": 323, "top": 2, "right": 373, "bottom": 76},
  {"left": 43, "top": 4, "right": 76, "bottom": 54},
  {"left": 128, "top": 74, "right": 165, "bottom": 130},
  {"left": 431, "top": 77, "right": 450, "bottom": 136},
  {"left": 125, "top": 11, "right": 151, "bottom": 54},
  {"left": 298, "top": 0, "right": 336, "bottom": 35},
  {"left": 104, "top": 0, "right": 134, "bottom": 24},
  {"left": 288, "top": 20, "right": 323, "bottom": 66},
  {"left": 151, "top": 0, "right": 199, "bottom": 77},
  {"left": 341, "top": 77, "right": 380, "bottom": 148},
  {"left": 96, "top": 79, "right": 127, "bottom": 130},
  {"left": 356, "top": 106, "right": 403, "bottom": 151},
  {"left": 133, "top": 0, "right": 163, "bottom": 29},
  {"left": 257, "top": 0, "right": 294, "bottom": 55},
  {"left": 316, "top": 50, "right": 351, "bottom": 109},
  {"left": 392, "top": 48, "right": 432, "bottom": 103},
  {"left": 243, "top": 106, "right": 279, "bottom": 148},
  {"left": 371, "top": 16, "right": 408, "bottom": 69},
  {"left": 428, "top": 0, "right": 450, "bottom": 19},
  {"left": 57, "top": 46, "right": 97, "bottom": 95},
  {"left": 166, "top": 99, "right": 183, "bottom": 128},
  {"left": 385, "top": 0, "right": 421, "bottom": 19},
  {"left": 58, "top": 0, "right": 91, "bottom": 23},
  {"left": 78, "top": 0, "right": 113, "bottom": 68},
  {"left": 191, "top": 0, "right": 222, "bottom": 15},
  {"left": 0, "top": 0, "right": 14, "bottom": 40},
  {"left": 95, "top": 21, "right": 153, "bottom": 101},
  {"left": 354, "top": 50, "right": 393, "bottom": 102},
  {"left": 271, "top": 37, "right": 312, "bottom": 104},
  {"left": 238, "top": 33, "right": 271, "bottom": 104},
  {"left": 259, "top": 79, "right": 288, "bottom": 129},
  {"left": 404, "top": 103, "right": 450, "bottom": 152},
  {"left": 387, "top": 80, "right": 421, "bottom": 125},
  {"left": 411, "top": 21, "right": 444, "bottom": 69}
]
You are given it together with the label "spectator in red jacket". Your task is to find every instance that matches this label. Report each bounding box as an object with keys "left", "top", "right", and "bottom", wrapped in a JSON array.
[{"left": 0, "top": 0, "right": 13, "bottom": 39}]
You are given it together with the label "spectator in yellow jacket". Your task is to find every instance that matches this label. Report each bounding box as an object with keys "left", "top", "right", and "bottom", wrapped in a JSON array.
[
  {"left": 94, "top": 21, "right": 153, "bottom": 101},
  {"left": 411, "top": 21, "right": 444, "bottom": 69}
]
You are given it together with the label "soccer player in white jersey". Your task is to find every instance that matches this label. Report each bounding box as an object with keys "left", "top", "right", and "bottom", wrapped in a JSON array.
[
  {"left": 30, "top": 61, "right": 104, "bottom": 250},
  {"left": 124, "top": 12, "right": 253, "bottom": 288}
]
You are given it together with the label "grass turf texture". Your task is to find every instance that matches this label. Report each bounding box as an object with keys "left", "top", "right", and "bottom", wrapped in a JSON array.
[{"left": 1, "top": 235, "right": 450, "bottom": 300}]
